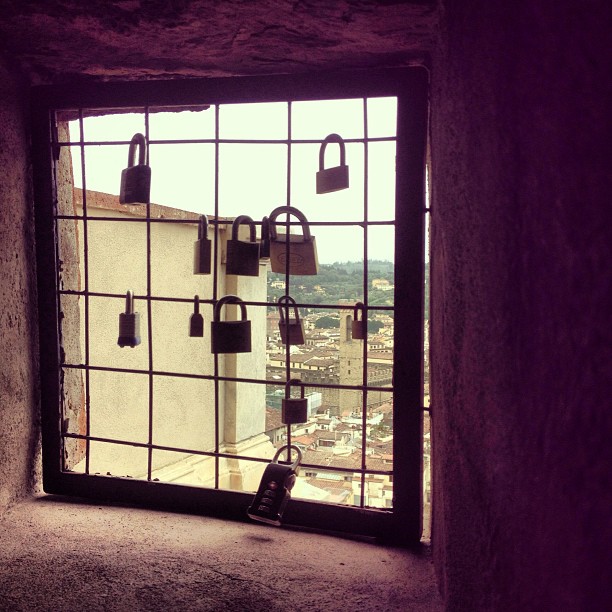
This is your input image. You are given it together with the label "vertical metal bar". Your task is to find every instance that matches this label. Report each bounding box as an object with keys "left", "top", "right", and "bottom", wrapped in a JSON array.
[
  {"left": 285, "top": 101, "right": 292, "bottom": 451},
  {"left": 78, "top": 110, "right": 92, "bottom": 475},
  {"left": 145, "top": 108, "right": 154, "bottom": 480},
  {"left": 213, "top": 103, "right": 220, "bottom": 488}
]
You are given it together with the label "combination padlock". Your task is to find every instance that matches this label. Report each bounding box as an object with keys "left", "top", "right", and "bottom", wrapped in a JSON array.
[
  {"left": 282, "top": 379, "right": 308, "bottom": 425},
  {"left": 193, "top": 215, "right": 212, "bottom": 275},
  {"left": 189, "top": 295, "right": 204, "bottom": 337},
  {"left": 316, "top": 133, "right": 349, "bottom": 194},
  {"left": 278, "top": 295, "right": 305, "bottom": 345},
  {"left": 119, "top": 133, "right": 151, "bottom": 204},
  {"left": 226, "top": 215, "right": 260, "bottom": 276},
  {"left": 351, "top": 301, "right": 367, "bottom": 340},
  {"left": 210, "top": 295, "right": 252, "bottom": 354},
  {"left": 117, "top": 290, "right": 141, "bottom": 348},
  {"left": 247, "top": 445, "right": 302, "bottom": 526}
]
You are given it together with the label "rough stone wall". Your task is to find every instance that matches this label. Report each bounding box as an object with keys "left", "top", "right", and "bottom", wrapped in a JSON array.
[
  {"left": 430, "top": 0, "right": 611, "bottom": 609},
  {"left": 0, "top": 56, "right": 40, "bottom": 515}
]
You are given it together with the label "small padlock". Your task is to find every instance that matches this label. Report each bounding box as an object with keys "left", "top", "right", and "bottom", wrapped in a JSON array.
[
  {"left": 189, "top": 295, "right": 204, "bottom": 337},
  {"left": 268, "top": 206, "right": 319, "bottom": 276},
  {"left": 278, "top": 295, "right": 305, "bottom": 345},
  {"left": 259, "top": 216, "right": 271, "bottom": 259},
  {"left": 117, "top": 290, "right": 141, "bottom": 348},
  {"left": 193, "top": 215, "right": 212, "bottom": 275},
  {"left": 119, "top": 133, "right": 151, "bottom": 204},
  {"left": 247, "top": 445, "right": 302, "bottom": 526},
  {"left": 211, "top": 295, "right": 251, "bottom": 354},
  {"left": 316, "top": 133, "right": 349, "bottom": 194},
  {"left": 351, "top": 301, "right": 367, "bottom": 340},
  {"left": 282, "top": 379, "right": 308, "bottom": 425},
  {"left": 226, "top": 215, "right": 260, "bottom": 276}
]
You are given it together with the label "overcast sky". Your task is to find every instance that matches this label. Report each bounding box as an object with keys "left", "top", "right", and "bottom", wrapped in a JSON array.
[{"left": 69, "top": 98, "right": 400, "bottom": 263}]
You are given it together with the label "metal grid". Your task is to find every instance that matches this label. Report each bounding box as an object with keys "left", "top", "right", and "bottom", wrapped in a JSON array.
[{"left": 32, "top": 70, "right": 428, "bottom": 543}]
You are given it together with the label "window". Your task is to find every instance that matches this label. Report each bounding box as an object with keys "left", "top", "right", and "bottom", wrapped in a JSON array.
[{"left": 32, "top": 70, "right": 428, "bottom": 543}]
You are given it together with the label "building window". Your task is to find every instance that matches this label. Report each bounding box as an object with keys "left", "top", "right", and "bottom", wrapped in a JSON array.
[{"left": 32, "top": 70, "right": 427, "bottom": 542}]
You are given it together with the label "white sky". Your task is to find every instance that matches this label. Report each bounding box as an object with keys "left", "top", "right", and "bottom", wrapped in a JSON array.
[{"left": 69, "top": 98, "right": 399, "bottom": 263}]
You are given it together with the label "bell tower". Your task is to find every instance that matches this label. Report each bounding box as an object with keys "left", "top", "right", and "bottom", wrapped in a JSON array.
[{"left": 338, "top": 308, "right": 364, "bottom": 417}]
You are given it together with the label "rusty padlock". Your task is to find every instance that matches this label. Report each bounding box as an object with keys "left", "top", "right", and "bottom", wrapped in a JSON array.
[
  {"left": 194, "top": 215, "right": 212, "bottom": 275},
  {"left": 211, "top": 295, "right": 251, "bottom": 354},
  {"left": 351, "top": 301, "right": 367, "bottom": 340},
  {"left": 268, "top": 206, "right": 318, "bottom": 276},
  {"left": 278, "top": 295, "right": 305, "bottom": 345},
  {"left": 282, "top": 379, "right": 308, "bottom": 425},
  {"left": 226, "top": 215, "right": 260, "bottom": 276},
  {"left": 316, "top": 133, "right": 349, "bottom": 194},
  {"left": 119, "top": 133, "right": 151, "bottom": 204}
]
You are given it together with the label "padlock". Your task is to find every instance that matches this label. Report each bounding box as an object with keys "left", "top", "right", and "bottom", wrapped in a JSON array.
[
  {"left": 226, "top": 215, "right": 260, "bottom": 276},
  {"left": 268, "top": 206, "right": 319, "bottom": 275},
  {"left": 189, "top": 295, "right": 204, "bottom": 337},
  {"left": 247, "top": 445, "right": 302, "bottom": 526},
  {"left": 211, "top": 295, "right": 251, "bottom": 354},
  {"left": 119, "top": 133, "right": 151, "bottom": 204},
  {"left": 259, "top": 216, "right": 271, "bottom": 259},
  {"left": 278, "top": 295, "right": 305, "bottom": 345},
  {"left": 351, "top": 301, "right": 367, "bottom": 340},
  {"left": 282, "top": 379, "right": 308, "bottom": 425},
  {"left": 316, "top": 133, "right": 349, "bottom": 194},
  {"left": 117, "top": 290, "right": 141, "bottom": 348},
  {"left": 193, "top": 215, "right": 212, "bottom": 275}
]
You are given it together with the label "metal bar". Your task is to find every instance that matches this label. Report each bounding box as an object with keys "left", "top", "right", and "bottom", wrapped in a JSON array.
[
  {"left": 145, "top": 107, "right": 154, "bottom": 481},
  {"left": 56, "top": 136, "right": 397, "bottom": 146},
  {"left": 213, "top": 103, "right": 220, "bottom": 489}
]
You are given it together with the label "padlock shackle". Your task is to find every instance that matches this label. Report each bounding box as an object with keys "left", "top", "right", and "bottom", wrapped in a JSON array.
[
  {"left": 127, "top": 133, "right": 147, "bottom": 168},
  {"left": 268, "top": 206, "right": 312, "bottom": 242},
  {"left": 277, "top": 294, "right": 299, "bottom": 323},
  {"left": 285, "top": 378, "right": 305, "bottom": 399},
  {"left": 319, "top": 133, "right": 346, "bottom": 171},
  {"left": 198, "top": 215, "right": 209, "bottom": 240},
  {"left": 213, "top": 294, "right": 247, "bottom": 322},
  {"left": 124, "top": 289, "right": 135, "bottom": 314},
  {"left": 193, "top": 295, "right": 200, "bottom": 314},
  {"left": 272, "top": 444, "right": 302, "bottom": 470},
  {"left": 231, "top": 215, "right": 257, "bottom": 243},
  {"left": 353, "top": 301, "right": 366, "bottom": 322}
]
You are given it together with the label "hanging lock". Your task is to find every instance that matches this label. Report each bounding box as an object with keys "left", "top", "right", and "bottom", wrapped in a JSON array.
[
  {"left": 247, "top": 445, "right": 302, "bottom": 526},
  {"left": 268, "top": 206, "right": 319, "bottom": 276},
  {"left": 189, "top": 295, "right": 204, "bottom": 337},
  {"left": 117, "top": 290, "right": 141, "bottom": 348},
  {"left": 282, "top": 379, "right": 308, "bottom": 425},
  {"left": 211, "top": 295, "right": 252, "bottom": 354},
  {"left": 316, "top": 133, "right": 349, "bottom": 194},
  {"left": 351, "top": 301, "right": 367, "bottom": 340},
  {"left": 259, "top": 216, "right": 271, "bottom": 259},
  {"left": 226, "top": 215, "right": 260, "bottom": 276},
  {"left": 119, "top": 133, "right": 151, "bottom": 204},
  {"left": 278, "top": 295, "right": 305, "bottom": 345},
  {"left": 193, "top": 215, "right": 212, "bottom": 275}
]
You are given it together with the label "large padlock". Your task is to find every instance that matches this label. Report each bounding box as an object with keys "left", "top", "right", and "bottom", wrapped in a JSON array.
[
  {"left": 316, "top": 133, "right": 349, "bottom": 194},
  {"left": 278, "top": 295, "right": 305, "bottom": 345},
  {"left": 193, "top": 215, "right": 212, "bottom": 275},
  {"left": 259, "top": 215, "right": 271, "bottom": 259},
  {"left": 351, "top": 301, "right": 367, "bottom": 340},
  {"left": 247, "top": 445, "right": 302, "bottom": 526},
  {"left": 268, "top": 206, "right": 319, "bottom": 275},
  {"left": 117, "top": 290, "right": 141, "bottom": 348},
  {"left": 211, "top": 295, "right": 251, "bottom": 354},
  {"left": 189, "top": 295, "right": 204, "bottom": 338},
  {"left": 119, "top": 133, "right": 151, "bottom": 204},
  {"left": 226, "top": 215, "right": 260, "bottom": 276},
  {"left": 282, "top": 379, "right": 308, "bottom": 425}
]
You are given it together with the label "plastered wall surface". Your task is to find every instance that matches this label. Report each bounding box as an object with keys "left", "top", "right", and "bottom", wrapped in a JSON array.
[
  {"left": 431, "top": 1, "right": 611, "bottom": 609},
  {"left": 0, "top": 57, "right": 40, "bottom": 515}
]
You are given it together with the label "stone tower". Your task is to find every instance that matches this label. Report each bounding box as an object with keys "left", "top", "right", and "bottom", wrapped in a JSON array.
[{"left": 338, "top": 308, "right": 364, "bottom": 417}]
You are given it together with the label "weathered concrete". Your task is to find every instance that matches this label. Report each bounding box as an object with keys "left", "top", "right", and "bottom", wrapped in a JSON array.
[
  {"left": 430, "top": 1, "right": 611, "bottom": 609},
  {"left": 0, "top": 495, "right": 442, "bottom": 611},
  {"left": 0, "top": 1, "right": 436, "bottom": 83},
  {"left": 0, "top": 56, "right": 40, "bottom": 516}
]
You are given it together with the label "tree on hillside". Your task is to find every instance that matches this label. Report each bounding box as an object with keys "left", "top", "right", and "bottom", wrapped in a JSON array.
[{"left": 315, "top": 316, "right": 340, "bottom": 329}]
